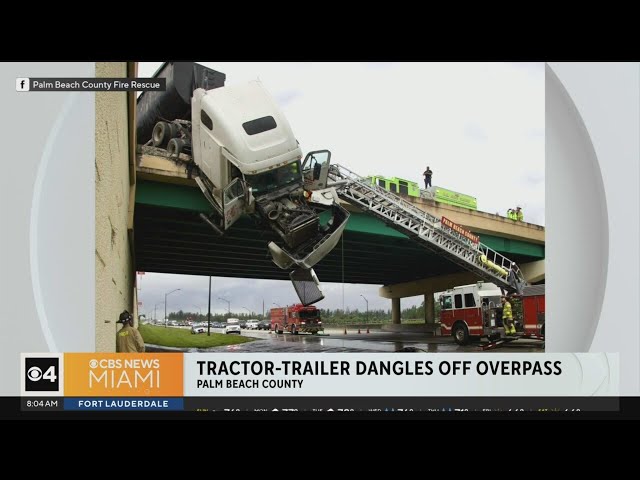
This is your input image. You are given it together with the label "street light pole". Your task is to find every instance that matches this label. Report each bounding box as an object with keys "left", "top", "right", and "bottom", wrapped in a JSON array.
[
  {"left": 207, "top": 276, "right": 212, "bottom": 336},
  {"left": 361, "top": 294, "right": 369, "bottom": 324},
  {"left": 164, "top": 288, "right": 181, "bottom": 327},
  {"left": 218, "top": 297, "right": 230, "bottom": 317}
]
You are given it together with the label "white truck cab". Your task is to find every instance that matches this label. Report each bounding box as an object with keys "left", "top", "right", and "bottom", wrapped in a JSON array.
[
  {"left": 192, "top": 81, "right": 302, "bottom": 181},
  {"left": 189, "top": 81, "right": 349, "bottom": 305},
  {"left": 140, "top": 65, "right": 349, "bottom": 307}
]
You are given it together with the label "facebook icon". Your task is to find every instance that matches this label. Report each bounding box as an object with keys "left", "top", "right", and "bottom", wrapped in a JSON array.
[{"left": 16, "top": 77, "right": 29, "bottom": 92}]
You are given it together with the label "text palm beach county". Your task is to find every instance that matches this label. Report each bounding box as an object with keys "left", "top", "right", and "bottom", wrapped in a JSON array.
[{"left": 32, "top": 80, "right": 162, "bottom": 90}]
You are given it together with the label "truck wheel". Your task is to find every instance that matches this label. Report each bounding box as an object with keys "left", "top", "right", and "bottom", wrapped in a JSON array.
[
  {"left": 167, "top": 138, "right": 186, "bottom": 157},
  {"left": 541, "top": 324, "right": 545, "bottom": 336},
  {"left": 152, "top": 122, "right": 172, "bottom": 148},
  {"left": 452, "top": 323, "right": 470, "bottom": 346}
]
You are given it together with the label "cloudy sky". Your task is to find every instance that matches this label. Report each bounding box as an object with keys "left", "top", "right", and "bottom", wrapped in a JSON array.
[{"left": 136, "top": 62, "right": 544, "bottom": 318}]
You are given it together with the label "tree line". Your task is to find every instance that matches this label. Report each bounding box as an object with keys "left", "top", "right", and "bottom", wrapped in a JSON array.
[{"left": 159, "top": 301, "right": 441, "bottom": 324}]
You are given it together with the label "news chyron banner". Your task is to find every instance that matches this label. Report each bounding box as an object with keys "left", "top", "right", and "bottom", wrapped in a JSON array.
[
  {"left": 20, "top": 353, "right": 619, "bottom": 412},
  {"left": 21, "top": 353, "right": 183, "bottom": 411}
]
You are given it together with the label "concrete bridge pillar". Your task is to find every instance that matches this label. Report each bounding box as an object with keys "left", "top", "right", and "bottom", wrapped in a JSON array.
[
  {"left": 392, "top": 298, "right": 401, "bottom": 324},
  {"left": 424, "top": 293, "right": 435, "bottom": 324}
]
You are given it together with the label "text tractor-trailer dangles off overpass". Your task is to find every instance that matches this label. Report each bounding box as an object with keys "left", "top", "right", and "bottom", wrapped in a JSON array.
[{"left": 137, "top": 62, "right": 528, "bottom": 306}]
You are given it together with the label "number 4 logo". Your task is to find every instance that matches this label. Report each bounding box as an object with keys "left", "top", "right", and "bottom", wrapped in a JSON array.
[
  {"left": 22, "top": 355, "right": 63, "bottom": 395},
  {"left": 42, "top": 366, "right": 57, "bottom": 383}
]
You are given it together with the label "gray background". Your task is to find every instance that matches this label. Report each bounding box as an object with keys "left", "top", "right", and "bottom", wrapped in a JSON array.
[
  {"left": 548, "top": 63, "right": 639, "bottom": 395},
  {"left": 0, "top": 62, "right": 638, "bottom": 395},
  {"left": 1, "top": 63, "right": 95, "bottom": 395}
]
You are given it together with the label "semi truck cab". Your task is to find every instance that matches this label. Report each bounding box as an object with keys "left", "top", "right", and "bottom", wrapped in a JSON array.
[{"left": 139, "top": 67, "right": 349, "bottom": 307}]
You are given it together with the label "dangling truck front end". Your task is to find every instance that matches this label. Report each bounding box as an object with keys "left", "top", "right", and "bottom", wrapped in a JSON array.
[{"left": 245, "top": 162, "right": 350, "bottom": 306}]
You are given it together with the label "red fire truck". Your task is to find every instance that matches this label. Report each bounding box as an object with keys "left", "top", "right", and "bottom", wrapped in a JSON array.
[
  {"left": 271, "top": 304, "right": 323, "bottom": 334},
  {"left": 438, "top": 282, "right": 545, "bottom": 346}
]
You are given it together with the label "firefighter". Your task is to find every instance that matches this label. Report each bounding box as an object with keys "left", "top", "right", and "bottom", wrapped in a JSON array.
[
  {"left": 516, "top": 206, "right": 524, "bottom": 222},
  {"left": 116, "top": 310, "right": 146, "bottom": 353},
  {"left": 501, "top": 296, "right": 516, "bottom": 335},
  {"left": 423, "top": 166, "right": 433, "bottom": 189}
]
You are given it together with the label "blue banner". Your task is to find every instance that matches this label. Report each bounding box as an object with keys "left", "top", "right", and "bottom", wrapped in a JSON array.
[{"left": 64, "top": 397, "right": 183, "bottom": 410}]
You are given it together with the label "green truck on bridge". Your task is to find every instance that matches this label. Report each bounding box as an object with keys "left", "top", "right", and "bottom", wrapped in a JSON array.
[{"left": 366, "top": 175, "right": 478, "bottom": 210}]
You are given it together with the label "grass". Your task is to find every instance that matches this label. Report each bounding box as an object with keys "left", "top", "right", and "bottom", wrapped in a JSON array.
[{"left": 139, "top": 324, "right": 254, "bottom": 348}]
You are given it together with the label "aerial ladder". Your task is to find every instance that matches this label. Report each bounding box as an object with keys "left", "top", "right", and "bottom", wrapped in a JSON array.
[{"left": 323, "top": 163, "right": 528, "bottom": 294}]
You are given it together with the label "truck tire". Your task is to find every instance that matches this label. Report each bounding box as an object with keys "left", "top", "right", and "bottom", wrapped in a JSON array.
[
  {"left": 167, "top": 138, "right": 187, "bottom": 157},
  {"left": 152, "top": 121, "right": 173, "bottom": 148},
  {"left": 452, "top": 322, "right": 470, "bottom": 346}
]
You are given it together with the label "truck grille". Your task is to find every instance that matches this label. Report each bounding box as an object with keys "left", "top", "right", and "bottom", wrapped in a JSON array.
[{"left": 290, "top": 268, "right": 324, "bottom": 306}]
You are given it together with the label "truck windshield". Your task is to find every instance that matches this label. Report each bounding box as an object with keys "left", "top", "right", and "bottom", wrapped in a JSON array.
[
  {"left": 246, "top": 161, "right": 301, "bottom": 195},
  {"left": 299, "top": 310, "right": 318, "bottom": 319}
]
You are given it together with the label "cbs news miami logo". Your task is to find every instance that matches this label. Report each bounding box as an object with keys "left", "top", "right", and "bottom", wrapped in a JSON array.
[
  {"left": 21, "top": 353, "right": 183, "bottom": 396},
  {"left": 64, "top": 353, "right": 183, "bottom": 396}
]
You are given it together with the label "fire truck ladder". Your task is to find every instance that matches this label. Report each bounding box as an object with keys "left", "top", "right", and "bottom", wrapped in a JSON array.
[{"left": 328, "top": 164, "right": 528, "bottom": 294}]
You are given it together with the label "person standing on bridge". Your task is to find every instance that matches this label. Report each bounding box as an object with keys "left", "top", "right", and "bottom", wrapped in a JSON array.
[
  {"left": 516, "top": 206, "right": 524, "bottom": 222},
  {"left": 501, "top": 296, "right": 516, "bottom": 336},
  {"left": 116, "top": 310, "right": 146, "bottom": 353},
  {"left": 423, "top": 166, "right": 433, "bottom": 189}
]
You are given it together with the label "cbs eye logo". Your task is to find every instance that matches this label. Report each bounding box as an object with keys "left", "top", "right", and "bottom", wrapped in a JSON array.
[{"left": 25, "top": 358, "right": 59, "bottom": 392}]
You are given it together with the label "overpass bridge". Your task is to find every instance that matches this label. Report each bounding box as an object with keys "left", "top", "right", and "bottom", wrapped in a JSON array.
[{"left": 135, "top": 150, "right": 544, "bottom": 289}]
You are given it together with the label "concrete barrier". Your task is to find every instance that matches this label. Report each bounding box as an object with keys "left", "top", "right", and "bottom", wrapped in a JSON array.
[{"left": 381, "top": 323, "right": 441, "bottom": 335}]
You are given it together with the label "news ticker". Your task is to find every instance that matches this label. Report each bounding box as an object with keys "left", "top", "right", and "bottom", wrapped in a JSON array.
[
  {"left": 20, "top": 396, "right": 618, "bottom": 412},
  {"left": 15, "top": 77, "right": 165, "bottom": 92},
  {"left": 20, "top": 352, "right": 618, "bottom": 411}
]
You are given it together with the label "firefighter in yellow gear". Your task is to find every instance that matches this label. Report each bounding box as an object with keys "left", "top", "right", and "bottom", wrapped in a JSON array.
[
  {"left": 116, "top": 310, "right": 145, "bottom": 353},
  {"left": 516, "top": 206, "right": 524, "bottom": 222},
  {"left": 501, "top": 296, "right": 516, "bottom": 335}
]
